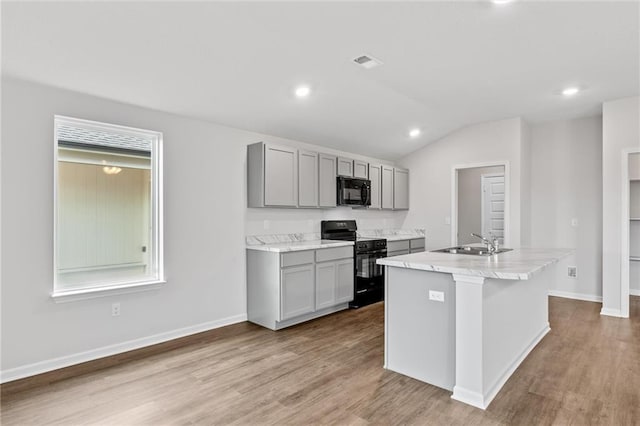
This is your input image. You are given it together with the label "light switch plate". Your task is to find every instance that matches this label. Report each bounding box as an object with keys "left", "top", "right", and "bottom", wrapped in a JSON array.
[
  {"left": 429, "top": 290, "right": 445, "bottom": 302},
  {"left": 445, "top": 216, "right": 451, "bottom": 225}
]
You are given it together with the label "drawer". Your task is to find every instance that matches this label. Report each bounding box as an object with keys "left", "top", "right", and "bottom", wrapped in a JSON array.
[
  {"left": 410, "top": 247, "right": 425, "bottom": 254},
  {"left": 387, "top": 249, "right": 410, "bottom": 257},
  {"left": 410, "top": 238, "right": 425, "bottom": 249},
  {"left": 315, "top": 246, "right": 353, "bottom": 263},
  {"left": 281, "top": 250, "right": 314, "bottom": 267},
  {"left": 387, "top": 240, "right": 410, "bottom": 253}
]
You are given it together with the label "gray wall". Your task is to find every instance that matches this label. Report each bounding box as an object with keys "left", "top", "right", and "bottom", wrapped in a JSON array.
[
  {"left": 0, "top": 77, "right": 404, "bottom": 380},
  {"left": 530, "top": 115, "right": 603, "bottom": 300}
]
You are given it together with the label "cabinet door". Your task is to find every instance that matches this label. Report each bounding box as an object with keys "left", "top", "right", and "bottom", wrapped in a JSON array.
[
  {"left": 381, "top": 165, "right": 394, "bottom": 209},
  {"left": 369, "top": 164, "right": 382, "bottom": 209},
  {"left": 337, "top": 157, "right": 354, "bottom": 177},
  {"left": 354, "top": 160, "right": 369, "bottom": 179},
  {"left": 387, "top": 249, "right": 410, "bottom": 257},
  {"left": 298, "top": 150, "right": 319, "bottom": 207},
  {"left": 335, "top": 258, "right": 354, "bottom": 304},
  {"left": 393, "top": 168, "right": 409, "bottom": 210},
  {"left": 315, "top": 261, "right": 336, "bottom": 310},
  {"left": 319, "top": 154, "right": 337, "bottom": 207},
  {"left": 281, "top": 264, "right": 315, "bottom": 320},
  {"left": 264, "top": 144, "right": 298, "bottom": 207}
]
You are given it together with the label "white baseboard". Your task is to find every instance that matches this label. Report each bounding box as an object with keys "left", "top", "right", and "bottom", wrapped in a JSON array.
[
  {"left": 0, "top": 313, "right": 247, "bottom": 384},
  {"left": 630, "top": 289, "right": 640, "bottom": 296},
  {"left": 451, "top": 386, "right": 486, "bottom": 410},
  {"left": 548, "top": 290, "right": 602, "bottom": 303},
  {"left": 600, "top": 307, "right": 624, "bottom": 317}
]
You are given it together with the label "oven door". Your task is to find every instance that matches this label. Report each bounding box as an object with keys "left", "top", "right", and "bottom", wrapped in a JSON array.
[{"left": 355, "top": 249, "right": 386, "bottom": 285}]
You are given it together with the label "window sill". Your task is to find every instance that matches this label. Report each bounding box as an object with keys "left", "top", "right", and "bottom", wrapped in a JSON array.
[{"left": 51, "top": 280, "right": 166, "bottom": 303}]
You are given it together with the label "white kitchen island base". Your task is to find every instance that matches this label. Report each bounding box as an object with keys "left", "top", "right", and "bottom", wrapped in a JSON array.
[{"left": 380, "top": 248, "right": 571, "bottom": 410}]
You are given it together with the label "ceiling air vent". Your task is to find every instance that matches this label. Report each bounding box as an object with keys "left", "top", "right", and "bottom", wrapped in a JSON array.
[{"left": 352, "top": 54, "right": 383, "bottom": 69}]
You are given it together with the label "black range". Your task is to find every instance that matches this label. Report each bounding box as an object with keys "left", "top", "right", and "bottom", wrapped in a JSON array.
[{"left": 321, "top": 220, "right": 386, "bottom": 308}]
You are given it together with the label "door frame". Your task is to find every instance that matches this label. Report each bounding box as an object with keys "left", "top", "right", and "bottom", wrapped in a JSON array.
[
  {"left": 480, "top": 173, "right": 506, "bottom": 240},
  {"left": 620, "top": 148, "right": 640, "bottom": 318},
  {"left": 451, "top": 161, "right": 511, "bottom": 247}
]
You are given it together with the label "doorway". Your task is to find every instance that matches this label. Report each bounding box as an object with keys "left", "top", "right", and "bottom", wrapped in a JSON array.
[{"left": 452, "top": 162, "right": 510, "bottom": 247}]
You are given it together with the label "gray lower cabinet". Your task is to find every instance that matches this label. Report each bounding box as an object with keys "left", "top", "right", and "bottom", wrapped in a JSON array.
[
  {"left": 381, "top": 165, "right": 394, "bottom": 209},
  {"left": 316, "top": 258, "right": 354, "bottom": 310},
  {"left": 393, "top": 167, "right": 409, "bottom": 210},
  {"left": 247, "top": 246, "right": 354, "bottom": 330},
  {"left": 409, "top": 237, "right": 425, "bottom": 253},
  {"left": 319, "top": 154, "right": 337, "bottom": 207},
  {"left": 281, "top": 264, "right": 315, "bottom": 320},
  {"left": 298, "top": 150, "right": 319, "bottom": 207},
  {"left": 369, "top": 164, "right": 382, "bottom": 209}
]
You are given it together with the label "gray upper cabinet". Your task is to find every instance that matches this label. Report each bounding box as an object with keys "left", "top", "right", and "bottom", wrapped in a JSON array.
[
  {"left": 247, "top": 142, "right": 298, "bottom": 207},
  {"left": 319, "top": 154, "right": 337, "bottom": 207},
  {"left": 369, "top": 164, "right": 382, "bottom": 209},
  {"left": 298, "top": 150, "right": 319, "bottom": 208},
  {"left": 337, "top": 157, "right": 354, "bottom": 177},
  {"left": 354, "top": 160, "right": 369, "bottom": 179},
  {"left": 381, "top": 165, "right": 394, "bottom": 210},
  {"left": 393, "top": 167, "right": 409, "bottom": 210}
]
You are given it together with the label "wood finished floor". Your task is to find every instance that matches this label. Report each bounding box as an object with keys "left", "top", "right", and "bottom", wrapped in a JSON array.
[{"left": 1, "top": 296, "right": 639, "bottom": 425}]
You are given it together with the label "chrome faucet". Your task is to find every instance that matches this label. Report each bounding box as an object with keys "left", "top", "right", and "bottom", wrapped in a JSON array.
[{"left": 471, "top": 233, "right": 497, "bottom": 254}]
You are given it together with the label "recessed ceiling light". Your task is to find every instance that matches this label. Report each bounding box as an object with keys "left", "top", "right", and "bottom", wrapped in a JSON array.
[
  {"left": 409, "top": 128, "right": 421, "bottom": 138},
  {"left": 492, "top": 0, "right": 513, "bottom": 4},
  {"left": 295, "top": 85, "right": 311, "bottom": 98},
  {"left": 561, "top": 86, "right": 580, "bottom": 96}
]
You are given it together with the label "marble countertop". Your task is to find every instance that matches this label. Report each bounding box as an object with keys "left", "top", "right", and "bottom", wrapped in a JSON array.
[
  {"left": 377, "top": 248, "right": 573, "bottom": 280},
  {"left": 246, "top": 240, "right": 354, "bottom": 253},
  {"left": 383, "top": 234, "right": 426, "bottom": 242}
]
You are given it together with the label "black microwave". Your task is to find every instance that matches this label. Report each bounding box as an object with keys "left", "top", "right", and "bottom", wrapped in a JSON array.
[{"left": 337, "top": 177, "right": 371, "bottom": 206}]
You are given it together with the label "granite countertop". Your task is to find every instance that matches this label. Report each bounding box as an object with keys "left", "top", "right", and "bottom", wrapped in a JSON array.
[
  {"left": 377, "top": 248, "right": 573, "bottom": 280},
  {"left": 246, "top": 240, "right": 354, "bottom": 253},
  {"left": 358, "top": 229, "right": 425, "bottom": 242}
]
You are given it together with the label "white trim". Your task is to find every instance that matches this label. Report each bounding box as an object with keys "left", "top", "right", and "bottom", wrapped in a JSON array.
[
  {"left": 51, "top": 280, "right": 166, "bottom": 303},
  {"left": 0, "top": 313, "right": 247, "bottom": 384},
  {"left": 451, "top": 161, "right": 510, "bottom": 248},
  {"left": 600, "top": 307, "right": 624, "bottom": 317},
  {"left": 548, "top": 290, "right": 603, "bottom": 303},
  {"left": 451, "top": 386, "right": 486, "bottom": 410},
  {"left": 630, "top": 289, "right": 640, "bottom": 296},
  {"left": 53, "top": 115, "right": 164, "bottom": 294},
  {"left": 621, "top": 148, "right": 640, "bottom": 318}
]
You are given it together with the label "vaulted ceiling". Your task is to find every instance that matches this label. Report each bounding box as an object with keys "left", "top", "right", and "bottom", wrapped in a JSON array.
[{"left": 3, "top": 1, "right": 638, "bottom": 159}]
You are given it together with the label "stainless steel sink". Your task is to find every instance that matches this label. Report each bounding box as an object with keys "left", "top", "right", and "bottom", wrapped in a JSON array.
[{"left": 431, "top": 246, "right": 513, "bottom": 256}]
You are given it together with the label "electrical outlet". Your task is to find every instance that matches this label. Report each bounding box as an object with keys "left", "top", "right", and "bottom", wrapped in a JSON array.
[
  {"left": 571, "top": 218, "right": 579, "bottom": 227},
  {"left": 568, "top": 266, "right": 577, "bottom": 278},
  {"left": 112, "top": 303, "right": 121, "bottom": 317},
  {"left": 429, "top": 290, "right": 445, "bottom": 302}
]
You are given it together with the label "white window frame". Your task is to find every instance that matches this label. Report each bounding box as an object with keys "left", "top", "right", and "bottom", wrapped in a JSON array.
[{"left": 52, "top": 115, "right": 164, "bottom": 302}]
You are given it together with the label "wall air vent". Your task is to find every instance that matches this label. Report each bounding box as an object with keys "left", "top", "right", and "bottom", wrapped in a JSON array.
[{"left": 352, "top": 54, "right": 383, "bottom": 69}]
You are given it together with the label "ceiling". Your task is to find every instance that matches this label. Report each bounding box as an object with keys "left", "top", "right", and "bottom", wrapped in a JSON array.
[{"left": 2, "top": 1, "right": 639, "bottom": 160}]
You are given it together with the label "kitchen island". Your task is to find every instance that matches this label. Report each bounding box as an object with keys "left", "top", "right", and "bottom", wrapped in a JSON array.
[{"left": 377, "top": 248, "right": 572, "bottom": 410}]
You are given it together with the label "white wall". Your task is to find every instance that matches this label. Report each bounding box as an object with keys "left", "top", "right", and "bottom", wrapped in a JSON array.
[
  {"left": 530, "top": 116, "right": 603, "bottom": 301},
  {"left": 397, "top": 117, "right": 527, "bottom": 250},
  {"left": 602, "top": 96, "right": 640, "bottom": 316},
  {"left": 0, "top": 78, "right": 403, "bottom": 380}
]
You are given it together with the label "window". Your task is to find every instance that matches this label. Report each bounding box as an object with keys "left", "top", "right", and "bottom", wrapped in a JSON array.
[{"left": 53, "top": 116, "right": 163, "bottom": 298}]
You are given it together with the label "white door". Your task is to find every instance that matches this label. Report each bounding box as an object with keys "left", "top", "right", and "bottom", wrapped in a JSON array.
[{"left": 481, "top": 174, "right": 505, "bottom": 245}]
